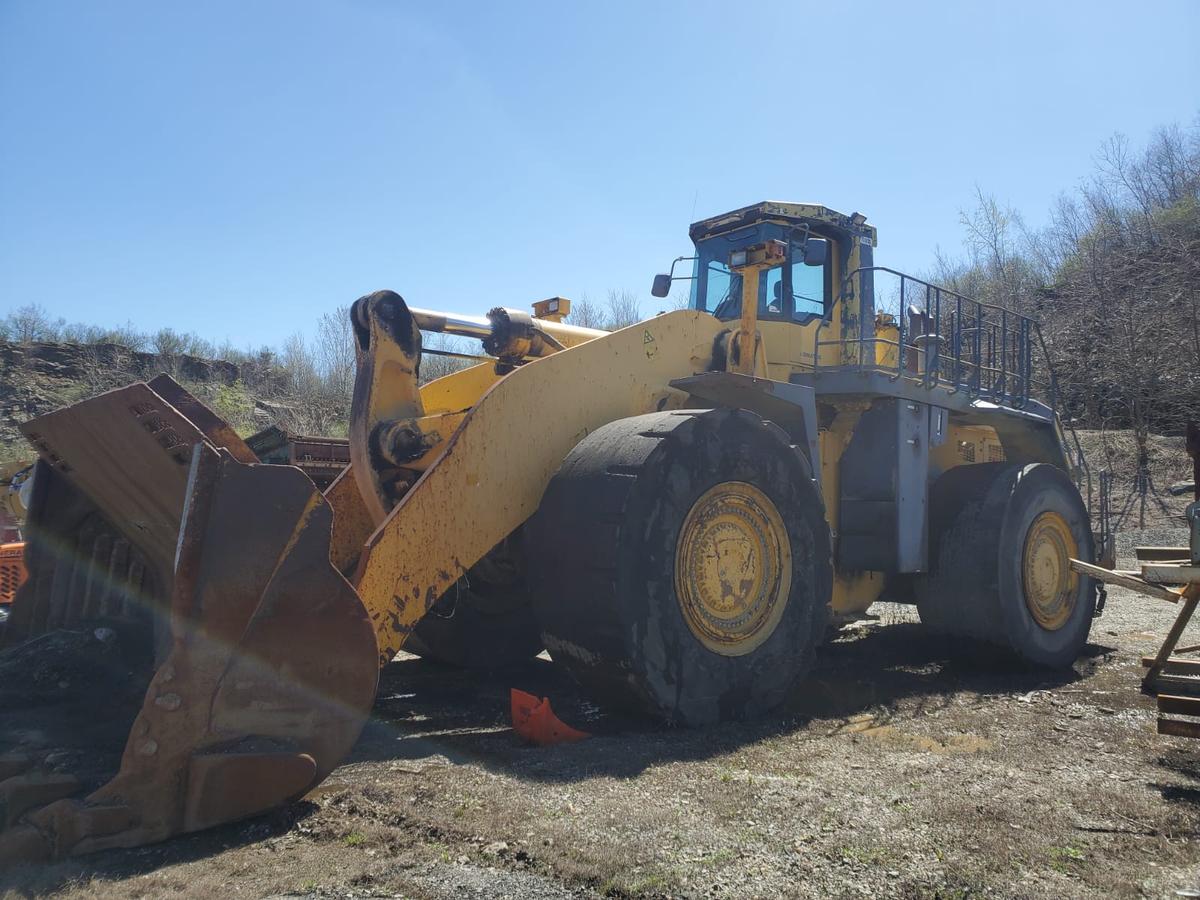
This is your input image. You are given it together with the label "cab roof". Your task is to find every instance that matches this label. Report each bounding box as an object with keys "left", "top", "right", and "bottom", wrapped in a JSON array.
[{"left": 688, "top": 201, "right": 877, "bottom": 247}]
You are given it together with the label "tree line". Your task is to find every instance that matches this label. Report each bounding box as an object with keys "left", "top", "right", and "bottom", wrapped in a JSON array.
[
  {"left": 0, "top": 285, "right": 659, "bottom": 438},
  {"left": 927, "top": 120, "right": 1198, "bottom": 438},
  {"left": 919, "top": 117, "right": 1198, "bottom": 516}
]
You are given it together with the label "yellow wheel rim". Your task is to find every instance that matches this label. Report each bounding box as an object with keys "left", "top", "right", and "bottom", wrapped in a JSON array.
[
  {"left": 1021, "top": 510, "right": 1079, "bottom": 631},
  {"left": 674, "top": 482, "right": 791, "bottom": 657}
]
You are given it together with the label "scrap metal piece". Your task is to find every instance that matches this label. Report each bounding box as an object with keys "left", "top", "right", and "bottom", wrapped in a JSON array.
[{"left": 510, "top": 689, "right": 588, "bottom": 746}]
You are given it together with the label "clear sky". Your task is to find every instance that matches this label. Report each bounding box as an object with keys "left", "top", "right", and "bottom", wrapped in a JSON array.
[{"left": 1, "top": 0, "right": 1197, "bottom": 349}]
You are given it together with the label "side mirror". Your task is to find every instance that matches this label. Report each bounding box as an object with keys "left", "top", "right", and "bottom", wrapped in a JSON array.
[
  {"left": 651, "top": 273, "right": 672, "bottom": 298},
  {"left": 802, "top": 237, "right": 828, "bottom": 267}
]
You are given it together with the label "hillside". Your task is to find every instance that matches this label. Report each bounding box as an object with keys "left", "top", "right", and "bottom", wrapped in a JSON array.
[{"left": 0, "top": 339, "right": 280, "bottom": 462}]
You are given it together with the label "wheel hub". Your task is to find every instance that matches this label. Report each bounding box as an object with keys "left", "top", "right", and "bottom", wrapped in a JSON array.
[
  {"left": 674, "top": 482, "right": 791, "bottom": 656},
  {"left": 1021, "top": 510, "right": 1079, "bottom": 631}
]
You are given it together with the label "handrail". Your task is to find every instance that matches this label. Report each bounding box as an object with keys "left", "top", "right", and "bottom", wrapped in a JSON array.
[
  {"left": 808, "top": 266, "right": 1093, "bottom": 511},
  {"left": 812, "top": 266, "right": 1038, "bottom": 402}
]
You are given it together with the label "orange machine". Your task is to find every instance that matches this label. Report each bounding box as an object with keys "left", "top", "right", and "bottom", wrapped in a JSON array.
[{"left": 0, "top": 542, "right": 26, "bottom": 607}]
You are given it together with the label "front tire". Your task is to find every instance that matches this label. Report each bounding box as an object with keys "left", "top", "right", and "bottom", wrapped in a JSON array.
[{"left": 529, "top": 408, "right": 832, "bottom": 726}]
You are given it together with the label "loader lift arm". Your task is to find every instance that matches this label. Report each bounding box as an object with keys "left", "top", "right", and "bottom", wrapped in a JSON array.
[{"left": 345, "top": 292, "right": 726, "bottom": 663}]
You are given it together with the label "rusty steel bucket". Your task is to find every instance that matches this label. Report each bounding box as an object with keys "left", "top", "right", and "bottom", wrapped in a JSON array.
[{"left": 0, "top": 377, "right": 378, "bottom": 862}]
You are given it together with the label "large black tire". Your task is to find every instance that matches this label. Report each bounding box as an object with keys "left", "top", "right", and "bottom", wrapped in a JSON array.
[
  {"left": 529, "top": 408, "right": 832, "bottom": 726},
  {"left": 916, "top": 462, "right": 1096, "bottom": 668},
  {"left": 404, "top": 535, "right": 542, "bottom": 668}
]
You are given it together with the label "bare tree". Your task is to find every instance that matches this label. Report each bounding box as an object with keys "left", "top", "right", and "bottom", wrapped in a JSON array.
[
  {"left": 604, "top": 289, "right": 642, "bottom": 329},
  {"left": 659, "top": 285, "right": 692, "bottom": 314},
  {"left": 419, "top": 332, "right": 475, "bottom": 383},
  {"left": 953, "top": 187, "right": 1045, "bottom": 315},
  {"left": 316, "top": 306, "right": 356, "bottom": 400},
  {"left": 2, "top": 303, "right": 60, "bottom": 343},
  {"left": 565, "top": 289, "right": 643, "bottom": 330},
  {"left": 566, "top": 293, "right": 606, "bottom": 330},
  {"left": 182, "top": 333, "right": 216, "bottom": 358},
  {"left": 152, "top": 328, "right": 188, "bottom": 357},
  {"left": 60, "top": 322, "right": 102, "bottom": 344},
  {"left": 105, "top": 322, "right": 150, "bottom": 351},
  {"left": 281, "top": 332, "right": 320, "bottom": 397}
]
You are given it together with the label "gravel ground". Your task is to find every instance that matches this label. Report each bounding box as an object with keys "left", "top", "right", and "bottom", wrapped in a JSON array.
[{"left": 2, "top": 530, "right": 1199, "bottom": 899}]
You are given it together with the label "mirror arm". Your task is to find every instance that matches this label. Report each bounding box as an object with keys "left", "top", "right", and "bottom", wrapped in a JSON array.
[
  {"left": 652, "top": 256, "right": 698, "bottom": 299},
  {"left": 667, "top": 256, "right": 697, "bottom": 280}
]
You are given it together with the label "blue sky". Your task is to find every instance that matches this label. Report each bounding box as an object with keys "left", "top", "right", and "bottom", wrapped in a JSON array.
[{"left": 1, "top": 0, "right": 1197, "bottom": 349}]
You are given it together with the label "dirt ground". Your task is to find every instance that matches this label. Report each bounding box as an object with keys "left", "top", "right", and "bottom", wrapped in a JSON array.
[{"left": 2, "top": 568, "right": 1199, "bottom": 900}]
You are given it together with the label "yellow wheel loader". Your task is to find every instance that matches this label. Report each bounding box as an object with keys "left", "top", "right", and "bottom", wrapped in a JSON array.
[{"left": 0, "top": 201, "right": 1103, "bottom": 862}]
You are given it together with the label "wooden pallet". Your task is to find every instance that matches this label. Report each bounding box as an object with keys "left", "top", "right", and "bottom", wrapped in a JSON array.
[
  {"left": 1071, "top": 550, "right": 1200, "bottom": 739},
  {"left": 1156, "top": 695, "right": 1200, "bottom": 739}
]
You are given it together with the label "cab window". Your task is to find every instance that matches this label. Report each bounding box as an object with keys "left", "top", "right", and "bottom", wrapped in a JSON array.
[
  {"left": 763, "top": 267, "right": 786, "bottom": 315},
  {"left": 765, "top": 239, "right": 829, "bottom": 322},
  {"left": 710, "top": 267, "right": 781, "bottom": 320},
  {"left": 703, "top": 259, "right": 734, "bottom": 313},
  {"left": 791, "top": 243, "right": 827, "bottom": 321},
  {"left": 693, "top": 229, "right": 831, "bottom": 322}
]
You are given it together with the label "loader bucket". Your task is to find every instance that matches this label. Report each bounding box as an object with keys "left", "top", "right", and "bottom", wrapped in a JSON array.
[{"left": 0, "top": 380, "right": 378, "bottom": 862}]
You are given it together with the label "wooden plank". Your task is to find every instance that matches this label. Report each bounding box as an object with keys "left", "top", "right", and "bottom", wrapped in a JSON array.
[
  {"left": 1149, "top": 675, "right": 1200, "bottom": 696},
  {"left": 1136, "top": 546, "right": 1191, "bottom": 561},
  {"left": 1158, "top": 717, "right": 1200, "bottom": 739},
  {"left": 1158, "top": 694, "right": 1200, "bottom": 717},
  {"left": 1069, "top": 559, "right": 1180, "bottom": 602},
  {"left": 1142, "top": 655, "right": 1200, "bottom": 673},
  {"left": 1142, "top": 563, "right": 1200, "bottom": 585}
]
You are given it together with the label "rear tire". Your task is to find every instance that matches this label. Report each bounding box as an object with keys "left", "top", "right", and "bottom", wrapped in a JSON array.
[
  {"left": 529, "top": 408, "right": 831, "bottom": 726},
  {"left": 916, "top": 463, "right": 1095, "bottom": 668}
]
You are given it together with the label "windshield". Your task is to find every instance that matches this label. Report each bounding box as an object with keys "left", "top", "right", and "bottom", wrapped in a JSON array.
[
  {"left": 692, "top": 225, "right": 759, "bottom": 315},
  {"left": 692, "top": 225, "right": 830, "bottom": 322}
]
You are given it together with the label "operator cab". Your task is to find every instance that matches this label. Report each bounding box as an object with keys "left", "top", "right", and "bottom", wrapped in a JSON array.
[{"left": 652, "top": 201, "right": 877, "bottom": 326}]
